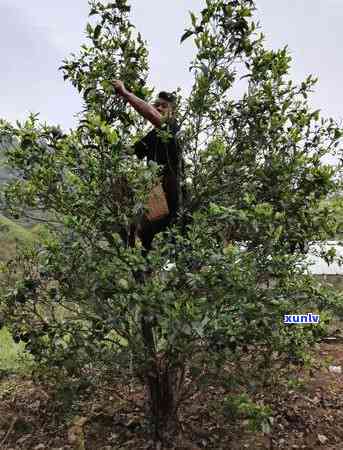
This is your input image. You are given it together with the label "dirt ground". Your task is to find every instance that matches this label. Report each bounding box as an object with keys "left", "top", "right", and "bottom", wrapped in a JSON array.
[{"left": 0, "top": 339, "right": 342, "bottom": 450}]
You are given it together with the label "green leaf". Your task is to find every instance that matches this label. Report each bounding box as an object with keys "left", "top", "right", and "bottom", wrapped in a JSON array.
[
  {"left": 201, "top": 63, "right": 209, "bottom": 77},
  {"left": 94, "top": 24, "right": 102, "bottom": 40},
  {"left": 224, "top": 5, "right": 233, "bottom": 17},
  {"left": 86, "top": 23, "right": 93, "bottom": 36},
  {"left": 189, "top": 11, "right": 197, "bottom": 27},
  {"left": 180, "top": 29, "right": 194, "bottom": 44},
  {"left": 83, "top": 86, "right": 95, "bottom": 99},
  {"left": 100, "top": 80, "right": 114, "bottom": 94},
  {"left": 118, "top": 278, "right": 129, "bottom": 290},
  {"left": 240, "top": 7, "right": 252, "bottom": 18}
]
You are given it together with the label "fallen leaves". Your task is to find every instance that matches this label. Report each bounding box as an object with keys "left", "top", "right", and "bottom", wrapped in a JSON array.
[
  {"left": 67, "top": 416, "right": 88, "bottom": 450},
  {"left": 328, "top": 365, "right": 342, "bottom": 374},
  {"left": 317, "top": 433, "right": 328, "bottom": 444}
]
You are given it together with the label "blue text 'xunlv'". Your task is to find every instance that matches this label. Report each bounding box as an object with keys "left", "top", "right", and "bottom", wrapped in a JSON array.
[{"left": 284, "top": 314, "right": 320, "bottom": 324}]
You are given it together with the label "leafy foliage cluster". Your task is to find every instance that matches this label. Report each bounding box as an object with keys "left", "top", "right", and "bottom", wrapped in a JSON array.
[{"left": 0, "top": 0, "right": 342, "bottom": 443}]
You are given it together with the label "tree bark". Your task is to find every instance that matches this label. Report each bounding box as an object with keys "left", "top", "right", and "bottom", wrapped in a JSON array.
[{"left": 141, "top": 319, "right": 185, "bottom": 446}]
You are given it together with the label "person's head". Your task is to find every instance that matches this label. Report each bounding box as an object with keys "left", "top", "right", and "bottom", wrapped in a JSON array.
[{"left": 153, "top": 91, "right": 177, "bottom": 119}]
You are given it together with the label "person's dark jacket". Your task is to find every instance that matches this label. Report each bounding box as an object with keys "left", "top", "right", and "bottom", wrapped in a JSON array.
[{"left": 133, "top": 119, "right": 182, "bottom": 219}]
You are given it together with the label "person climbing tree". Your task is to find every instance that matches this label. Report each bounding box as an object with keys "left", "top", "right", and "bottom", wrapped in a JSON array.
[{"left": 113, "top": 80, "right": 183, "bottom": 255}]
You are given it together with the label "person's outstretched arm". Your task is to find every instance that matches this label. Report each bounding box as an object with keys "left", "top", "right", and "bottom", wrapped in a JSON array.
[{"left": 113, "top": 80, "right": 163, "bottom": 128}]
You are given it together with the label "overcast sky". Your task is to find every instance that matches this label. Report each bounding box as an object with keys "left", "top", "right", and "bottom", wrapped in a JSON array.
[{"left": 1, "top": 0, "right": 342, "bottom": 132}]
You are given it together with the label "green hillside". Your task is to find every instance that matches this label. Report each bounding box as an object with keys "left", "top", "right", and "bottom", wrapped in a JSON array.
[
  {"left": 0, "top": 215, "right": 37, "bottom": 374},
  {"left": 0, "top": 214, "right": 37, "bottom": 263}
]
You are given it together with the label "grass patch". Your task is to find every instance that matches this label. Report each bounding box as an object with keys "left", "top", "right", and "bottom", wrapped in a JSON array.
[
  {"left": 0, "top": 214, "right": 36, "bottom": 243},
  {"left": 0, "top": 327, "right": 33, "bottom": 375},
  {"left": 0, "top": 214, "right": 38, "bottom": 263}
]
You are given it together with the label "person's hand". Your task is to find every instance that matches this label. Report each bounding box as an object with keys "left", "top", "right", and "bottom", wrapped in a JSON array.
[{"left": 113, "top": 80, "right": 127, "bottom": 97}]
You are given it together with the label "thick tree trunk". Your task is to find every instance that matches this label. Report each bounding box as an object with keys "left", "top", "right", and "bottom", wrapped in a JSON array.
[
  {"left": 141, "top": 319, "right": 184, "bottom": 447},
  {"left": 147, "top": 358, "right": 184, "bottom": 445}
]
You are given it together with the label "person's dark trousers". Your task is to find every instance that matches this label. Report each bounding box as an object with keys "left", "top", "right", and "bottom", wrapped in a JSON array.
[
  {"left": 117, "top": 223, "right": 136, "bottom": 248},
  {"left": 137, "top": 214, "right": 174, "bottom": 256},
  {"left": 117, "top": 213, "right": 176, "bottom": 282},
  {"left": 134, "top": 215, "right": 177, "bottom": 354}
]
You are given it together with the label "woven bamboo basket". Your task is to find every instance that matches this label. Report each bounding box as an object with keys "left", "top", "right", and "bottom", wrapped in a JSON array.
[{"left": 146, "top": 182, "right": 169, "bottom": 222}]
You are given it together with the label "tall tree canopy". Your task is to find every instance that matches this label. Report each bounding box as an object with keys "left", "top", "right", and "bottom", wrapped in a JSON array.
[{"left": 0, "top": 0, "right": 342, "bottom": 445}]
